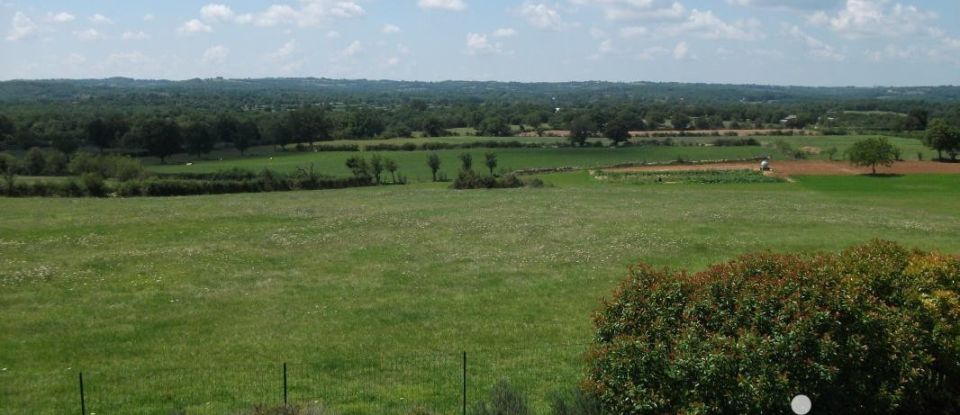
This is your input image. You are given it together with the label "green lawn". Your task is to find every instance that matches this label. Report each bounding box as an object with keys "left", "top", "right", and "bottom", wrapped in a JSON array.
[{"left": 2, "top": 169, "right": 959, "bottom": 414}]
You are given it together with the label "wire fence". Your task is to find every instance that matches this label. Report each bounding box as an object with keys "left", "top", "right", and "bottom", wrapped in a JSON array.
[{"left": 0, "top": 343, "right": 590, "bottom": 415}]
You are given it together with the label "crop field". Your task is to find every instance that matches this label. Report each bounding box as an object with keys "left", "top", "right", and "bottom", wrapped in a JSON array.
[{"left": 4, "top": 136, "right": 960, "bottom": 414}]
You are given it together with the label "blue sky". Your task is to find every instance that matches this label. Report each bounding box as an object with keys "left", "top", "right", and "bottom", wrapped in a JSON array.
[{"left": 1, "top": 0, "right": 958, "bottom": 85}]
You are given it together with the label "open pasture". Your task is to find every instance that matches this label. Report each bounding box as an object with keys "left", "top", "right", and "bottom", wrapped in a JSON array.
[{"left": 2, "top": 167, "right": 960, "bottom": 413}]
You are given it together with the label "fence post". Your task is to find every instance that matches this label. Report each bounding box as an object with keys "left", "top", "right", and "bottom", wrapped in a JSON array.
[
  {"left": 462, "top": 351, "right": 467, "bottom": 415},
  {"left": 283, "top": 363, "right": 288, "bottom": 406},
  {"left": 78, "top": 372, "right": 86, "bottom": 415}
]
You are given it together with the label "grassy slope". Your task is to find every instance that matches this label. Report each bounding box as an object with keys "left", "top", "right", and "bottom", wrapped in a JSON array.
[{"left": 2, "top": 172, "right": 959, "bottom": 414}]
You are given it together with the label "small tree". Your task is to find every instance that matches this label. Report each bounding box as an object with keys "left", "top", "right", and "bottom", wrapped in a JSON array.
[
  {"left": 427, "top": 153, "right": 442, "bottom": 182},
  {"left": 484, "top": 152, "right": 498, "bottom": 176},
  {"left": 183, "top": 122, "right": 216, "bottom": 158},
  {"left": 459, "top": 153, "right": 473, "bottom": 172},
  {"left": 370, "top": 154, "right": 385, "bottom": 184},
  {"left": 846, "top": 136, "right": 899, "bottom": 175},
  {"left": 345, "top": 155, "right": 370, "bottom": 179},
  {"left": 385, "top": 158, "right": 398, "bottom": 183},
  {"left": 0, "top": 152, "right": 18, "bottom": 192},
  {"left": 24, "top": 147, "right": 46, "bottom": 176},
  {"left": 924, "top": 119, "right": 959, "bottom": 161}
]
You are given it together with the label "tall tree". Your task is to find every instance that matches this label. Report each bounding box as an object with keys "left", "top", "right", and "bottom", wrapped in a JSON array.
[
  {"left": 427, "top": 153, "right": 442, "bottom": 182},
  {"left": 183, "top": 122, "right": 217, "bottom": 158},
  {"left": 846, "top": 137, "right": 899, "bottom": 175},
  {"left": 214, "top": 114, "right": 239, "bottom": 144},
  {"left": 569, "top": 116, "right": 594, "bottom": 147},
  {"left": 136, "top": 119, "right": 182, "bottom": 164},
  {"left": 234, "top": 120, "right": 260, "bottom": 156},
  {"left": 85, "top": 118, "right": 113, "bottom": 153},
  {"left": 604, "top": 116, "right": 631, "bottom": 147}
]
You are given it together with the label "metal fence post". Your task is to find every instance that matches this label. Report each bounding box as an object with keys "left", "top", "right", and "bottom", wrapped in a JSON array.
[
  {"left": 462, "top": 352, "right": 467, "bottom": 415},
  {"left": 283, "top": 363, "right": 288, "bottom": 405},
  {"left": 78, "top": 372, "right": 86, "bottom": 415}
]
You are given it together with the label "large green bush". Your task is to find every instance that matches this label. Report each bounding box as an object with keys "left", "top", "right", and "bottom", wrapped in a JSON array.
[{"left": 586, "top": 240, "right": 960, "bottom": 414}]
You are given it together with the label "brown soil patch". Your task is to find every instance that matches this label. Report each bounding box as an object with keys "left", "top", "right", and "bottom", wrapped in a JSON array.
[{"left": 606, "top": 161, "right": 960, "bottom": 178}]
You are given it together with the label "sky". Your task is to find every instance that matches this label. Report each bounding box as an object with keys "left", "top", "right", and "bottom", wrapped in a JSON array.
[{"left": 1, "top": 0, "right": 958, "bottom": 86}]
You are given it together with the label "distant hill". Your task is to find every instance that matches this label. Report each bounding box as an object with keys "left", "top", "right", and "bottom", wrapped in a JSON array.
[{"left": 1, "top": 78, "right": 959, "bottom": 106}]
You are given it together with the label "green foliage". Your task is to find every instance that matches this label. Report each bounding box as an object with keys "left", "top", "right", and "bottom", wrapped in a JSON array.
[
  {"left": 549, "top": 389, "right": 603, "bottom": 415},
  {"left": 924, "top": 119, "right": 960, "bottom": 161},
  {"left": 345, "top": 155, "right": 371, "bottom": 179},
  {"left": 182, "top": 122, "right": 216, "bottom": 157},
  {"left": 133, "top": 119, "right": 182, "bottom": 163},
  {"left": 370, "top": 154, "right": 385, "bottom": 184},
  {"left": 598, "top": 169, "right": 781, "bottom": 185},
  {"left": 452, "top": 171, "right": 539, "bottom": 189},
  {"left": 470, "top": 380, "right": 531, "bottom": 415},
  {"left": 427, "top": 152, "right": 442, "bottom": 181},
  {"left": 459, "top": 152, "right": 473, "bottom": 172},
  {"left": 484, "top": 152, "right": 498, "bottom": 175},
  {"left": 68, "top": 153, "right": 146, "bottom": 181},
  {"left": 587, "top": 240, "right": 960, "bottom": 414},
  {"left": 568, "top": 117, "right": 594, "bottom": 147},
  {"left": 846, "top": 136, "right": 900, "bottom": 174},
  {"left": 80, "top": 173, "right": 107, "bottom": 197}
]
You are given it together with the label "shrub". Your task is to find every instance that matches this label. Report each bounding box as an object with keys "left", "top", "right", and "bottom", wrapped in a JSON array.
[
  {"left": 549, "top": 389, "right": 602, "bottom": 415},
  {"left": 80, "top": 173, "right": 107, "bottom": 197},
  {"left": 470, "top": 380, "right": 530, "bottom": 415},
  {"left": 586, "top": 240, "right": 960, "bottom": 415}
]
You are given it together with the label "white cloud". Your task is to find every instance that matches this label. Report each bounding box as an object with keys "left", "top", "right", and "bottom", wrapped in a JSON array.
[
  {"left": 46, "top": 12, "right": 75, "bottom": 23},
  {"left": 673, "top": 41, "right": 689, "bottom": 59},
  {"left": 465, "top": 32, "right": 502, "bottom": 55},
  {"left": 382, "top": 24, "right": 401, "bottom": 34},
  {"left": 341, "top": 40, "right": 363, "bottom": 56},
  {"left": 813, "top": 0, "right": 936, "bottom": 38},
  {"left": 89, "top": 14, "right": 113, "bottom": 24},
  {"left": 143, "top": 14, "right": 155, "bottom": 22},
  {"left": 327, "top": 30, "right": 341, "bottom": 38},
  {"left": 727, "top": 0, "right": 842, "bottom": 10},
  {"left": 598, "top": 39, "right": 614, "bottom": 54},
  {"left": 121, "top": 31, "right": 150, "bottom": 41},
  {"left": 418, "top": 0, "right": 467, "bottom": 11},
  {"left": 864, "top": 44, "right": 916, "bottom": 63},
  {"left": 74, "top": 28, "right": 105, "bottom": 41},
  {"left": 250, "top": 1, "right": 365, "bottom": 27},
  {"left": 5, "top": 12, "right": 39, "bottom": 41},
  {"left": 177, "top": 19, "right": 213, "bottom": 35},
  {"left": 202, "top": 45, "right": 230, "bottom": 64},
  {"left": 201, "top": 4, "right": 235, "bottom": 22},
  {"left": 786, "top": 25, "right": 844, "bottom": 61},
  {"left": 570, "top": 0, "right": 686, "bottom": 21},
  {"left": 516, "top": 3, "right": 566, "bottom": 30},
  {"left": 386, "top": 56, "right": 401, "bottom": 66},
  {"left": 493, "top": 28, "right": 518, "bottom": 38},
  {"left": 268, "top": 40, "right": 298, "bottom": 59},
  {"left": 658, "top": 9, "right": 762, "bottom": 41}
]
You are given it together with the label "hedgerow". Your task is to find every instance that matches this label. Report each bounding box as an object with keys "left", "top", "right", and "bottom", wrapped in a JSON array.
[{"left": 586, "top": 240, "right": 960, "bottom": 414}]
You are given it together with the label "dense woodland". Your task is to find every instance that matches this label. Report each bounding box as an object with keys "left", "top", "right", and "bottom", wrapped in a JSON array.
[{"left": 1, "top": 78, "right": 959, "bottom": 161}]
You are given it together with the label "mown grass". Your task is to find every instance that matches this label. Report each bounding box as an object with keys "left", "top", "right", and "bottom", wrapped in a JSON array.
[{"left": 2, "top": 169, "right": 959, "bottom": 414}]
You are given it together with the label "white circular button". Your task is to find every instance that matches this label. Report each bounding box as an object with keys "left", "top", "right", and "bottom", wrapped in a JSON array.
[{"left": 791, "top": 395, "right": 812, "bottom": 414}]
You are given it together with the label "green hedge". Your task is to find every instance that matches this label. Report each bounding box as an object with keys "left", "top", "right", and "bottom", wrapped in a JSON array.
[{"left": 587, "top": 240, "right": 960, "bottom": 414}]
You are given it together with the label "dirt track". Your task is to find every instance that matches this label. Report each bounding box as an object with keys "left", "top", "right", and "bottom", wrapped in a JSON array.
[{"left": 605, "top": 161, "right": 960, "bottom": 177}]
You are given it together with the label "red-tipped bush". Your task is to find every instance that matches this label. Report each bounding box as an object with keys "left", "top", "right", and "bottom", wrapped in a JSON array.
[{"left": 586, "top": 240, "right": 960, "bottom": 414}]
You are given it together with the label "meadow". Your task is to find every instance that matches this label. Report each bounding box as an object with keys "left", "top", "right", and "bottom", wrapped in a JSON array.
[{"left": 2, "top": 135, "right": 959, "bottom": 414}]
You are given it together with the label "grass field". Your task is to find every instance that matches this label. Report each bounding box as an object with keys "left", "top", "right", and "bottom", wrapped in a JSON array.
[
  {"left": 146, "top": 135, "right": 935, "bottom": 184},
  {"left": 3, "top": 163, "right": 960, "bottom": 413}
]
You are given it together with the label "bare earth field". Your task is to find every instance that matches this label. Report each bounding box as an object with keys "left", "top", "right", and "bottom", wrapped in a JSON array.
[{"left": 605, "top": 160, "right": 960, "bottom": 177}]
